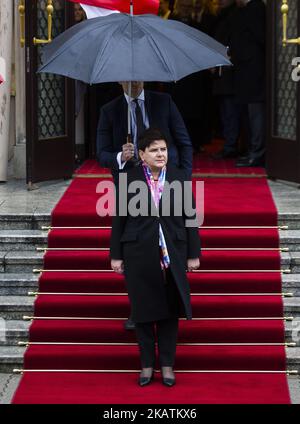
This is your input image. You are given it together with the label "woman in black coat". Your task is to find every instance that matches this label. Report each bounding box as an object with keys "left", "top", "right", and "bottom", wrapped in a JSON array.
[{"left": 110, "top": 128, "right": 201, "bottom": 387}]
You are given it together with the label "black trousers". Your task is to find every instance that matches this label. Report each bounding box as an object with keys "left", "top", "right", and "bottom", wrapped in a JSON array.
[
  {"left": 134, "top": 268, "right": 181, "bottom": 368},
  {"left": 241, "top": 102, "right": 266, "bottom": 162},
  {"left": 135, "top": 317, "right": 179, "bottom": 368},
  {"left": 247, "top": 102, "right": 266, "bottom": 162}
]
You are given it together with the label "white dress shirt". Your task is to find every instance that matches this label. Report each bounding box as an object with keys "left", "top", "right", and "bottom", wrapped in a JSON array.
[{"left": 116, "top": 90, "right": 150, "bottom": 169}]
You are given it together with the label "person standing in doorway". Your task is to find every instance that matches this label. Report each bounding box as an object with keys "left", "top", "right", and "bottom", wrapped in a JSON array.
[
  {"left": 74, "top": 3, "right": 87, "bottom": 22},
  {"left": 231, "top": 0, "right": 266, "bottom": 167},
  {"left": 211, "top": 0, "right": 241, "bottom": 159}
]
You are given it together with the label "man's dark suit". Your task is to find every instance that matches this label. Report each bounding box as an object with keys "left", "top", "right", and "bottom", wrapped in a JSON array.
[
  {"left": 96, "top": 90, "right": 193, "bottom": 181},
  {"left": 231, "top": 0, "right": 266, "bottom": 104},
  {"left": 230, "top": 0, "right": 266, "bottom": 164}
]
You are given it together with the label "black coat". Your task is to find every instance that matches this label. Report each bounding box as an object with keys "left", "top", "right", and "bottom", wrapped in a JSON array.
[
  {"left": 96, "top": 91, "right": 193, "bottom": 181},
  {"left": 230, "top": 0, "right": 266, "bottom": 103},
  {"left": 212, "top": 4, "right": 238, "bottom": 96},
  {"left": 110, "top": 164, "right": 201, "bottom": 323},
  {"left": 168, "top": 14, "right": 213, "bottom": 121}
]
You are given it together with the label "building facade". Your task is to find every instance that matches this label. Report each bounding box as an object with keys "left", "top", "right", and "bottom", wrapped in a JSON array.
[{"left": 0, "top": 0, "right": 299, "bottom": 185}]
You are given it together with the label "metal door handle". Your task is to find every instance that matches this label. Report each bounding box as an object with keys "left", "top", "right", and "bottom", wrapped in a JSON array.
[
  {"left": 18, "top": 0, "right": 25, "bottom": 48},
  {"left": 281, "top": 0, "right": 300, "bottom": 46},
  {"left": 33, "top": 0, "right": 54, "bottom": 45}
]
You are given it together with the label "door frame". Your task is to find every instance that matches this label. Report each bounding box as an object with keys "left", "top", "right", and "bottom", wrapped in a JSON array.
[
  {"left": 25, "top": 0, "right": 75, "bottom": 184},
  {"left": 266, "top": 0, "right": 300, "bottom": 183}
]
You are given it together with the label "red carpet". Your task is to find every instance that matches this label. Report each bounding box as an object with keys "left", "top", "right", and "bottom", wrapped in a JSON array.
[
  {"left": 49, "top": 177, "right": 278, "bottom": 226},
  {"left": 13, "top": 372, "right": 290, "bottom": 405},
  {"left": 12, "top": 156, "right": 292, "bottom": 404},
  {"left": 74, "top": 143, "right": 267, "bottom": 177},
  {"left": 49, "top": 228, "right": 279, "bottom": 248}
]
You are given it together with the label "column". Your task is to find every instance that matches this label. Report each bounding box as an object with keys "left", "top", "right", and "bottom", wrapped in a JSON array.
[
  {"left": 0, "top": 0, "right": 13, "bottom": 182},
  {"left": 13, "top": 0, "right": 26, "bottom": 179}
]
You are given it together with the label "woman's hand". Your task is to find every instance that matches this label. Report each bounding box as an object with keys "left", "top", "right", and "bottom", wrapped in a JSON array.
[
  {"left": 187, "top": 258, "right": 200, "bottom": 272},
  {"left": 111, "top": 259, "right": 124, "bottom": 274}
]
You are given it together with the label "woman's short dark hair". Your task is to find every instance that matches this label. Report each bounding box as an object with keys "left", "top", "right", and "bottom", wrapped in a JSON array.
[{"left": 138, "top": 128, "right": 168, "bottom": 152}]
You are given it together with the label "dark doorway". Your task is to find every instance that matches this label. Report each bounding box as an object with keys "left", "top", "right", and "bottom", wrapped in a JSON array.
[
  {"left": 266, "top": 0, "right": 300, "bottom": 183},
  {"left": 83, "top": 83, "right": 123, "bottom": 160},
  {"left": 25, "top": 0, "right": 75, "bottom": 184}
]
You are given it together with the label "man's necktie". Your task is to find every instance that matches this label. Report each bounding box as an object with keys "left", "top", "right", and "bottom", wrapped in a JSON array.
[{"left": 134, "top": 99, "right": 146, "bottom": 156}]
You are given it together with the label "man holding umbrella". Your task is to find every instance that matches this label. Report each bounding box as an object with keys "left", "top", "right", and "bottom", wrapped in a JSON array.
[
  {"left": 97, "top": 79, "right": 193, "bottom": 330},
  {"left": 96, "top": 80, "right": 193, "bottom": 184}
]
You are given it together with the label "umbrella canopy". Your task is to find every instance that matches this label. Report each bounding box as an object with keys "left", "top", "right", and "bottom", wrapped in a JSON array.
[{"left": 39, "top": 13, "right": 231, "bottom": 83}]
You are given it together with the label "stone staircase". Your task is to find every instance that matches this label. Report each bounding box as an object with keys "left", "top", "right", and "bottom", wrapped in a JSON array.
[
  {"left": 0, "top": 214, "right": 48, "bottom": 372},
  {"left": 1, "top": 210, "right": 300, "bottom": 374}
]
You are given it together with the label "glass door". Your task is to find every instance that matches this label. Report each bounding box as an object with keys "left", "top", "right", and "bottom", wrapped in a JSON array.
[
  {"left": 25, "top": 0, "right": 75, "bottom": 184},
  {"left": 266, "top": 0, "right": 300, "bottom": 183}
]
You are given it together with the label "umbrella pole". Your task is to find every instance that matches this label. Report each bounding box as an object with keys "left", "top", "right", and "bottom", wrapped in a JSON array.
[
  {"left": 127, "top": 1, "right": 134, "bottom": 143},
  {"left": 127, "top": 81, "right": 132, "bottom": 143}
]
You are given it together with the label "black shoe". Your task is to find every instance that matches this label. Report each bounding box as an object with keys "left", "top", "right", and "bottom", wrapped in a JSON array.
[
  {"left": 161, "top": 367, "right": 176, "bottom": 387},
  {"left": 237, "top": 154, "right": 250, "bottom": 161},
  {"left": 124, "top": 318, "right": 135, "bottom": 330},
  {"left": 162, "top": 377, "right": 176, "bottom": 387},
  {"left": 211, "top": 150, "right": 238, "bottom": 159},
  {"left": 235, "top": 158, "right": 265, "bottom": 168},
  {"left": 139, "top": 369, "right": 154, "bottom": 387}
]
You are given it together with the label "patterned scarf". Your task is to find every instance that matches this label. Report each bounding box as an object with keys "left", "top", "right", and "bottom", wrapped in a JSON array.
[{"left": 142, "top": 163, "right": 170, "bottom": 269}]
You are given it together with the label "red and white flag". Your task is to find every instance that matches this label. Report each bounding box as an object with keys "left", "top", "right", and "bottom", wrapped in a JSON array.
[{"left": 69, "top": 1, "right": 159, "bottom": 19}]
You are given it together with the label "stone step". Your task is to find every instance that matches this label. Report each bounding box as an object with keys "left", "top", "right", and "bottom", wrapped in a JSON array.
[
  {"left": 283, "top": 298, "right": 300, "bottom": 316},
  {"left": 286, "top": 348, "right": 300, "bottom": 371},
  {"left": 0, "top": 274, "right": 39, "bottom": 295},
  {"left": 0, "top": 320, "right": 31, "bottom": 346},
  {"left": 0, "top": 209, "right": 300, "bottom": 230},
  {"left": 1, "top": 295, "right": 300, "bottom": 320},
  {"left": 0, "top": 250, "right": 295, "bottom": 275},
  {"left": 289, "top": 252, "right": 300, "bottom": 273},
  {"left": 1, "top": 319, "right": 299, "bottom": 347},
  {"left": 280, "top": 230, "right": 300, "bottom": 251},
  {"left": 0, "top": 251, "right": 44, "bottom": 273},
  {"left": 0, "top": 213, "right": 51, "bottom": 231},
  {"left": 268, "top": 179, "right": 300, "bottom": 230},
  {"left": 0, "top": 248, "right": 296, "bottom": 277},
  {"left": 278, "top": 214, "right": 300, "bottom": 230},
  {"left": 1, "top": 273, "right": 300, "bottom": 297},
  {"left": 282, "top": 274, "right": 300, "bottom": 296},
  {"left": 0, "top": 296, "right": 35, "bottom": 320},
  {"left": 0, "top": 345, "right": 299, "bottom": 374},
  {"left": 0, "top": 227, "right": 300, "bottom": 239},
  {"left": 0, "top": 230, "right": 48, "bottom": 251},
  {"left": 1, "top": 229, "right": 300, "bottom": 250},
  {"left": 1, "top": 229, "right": 300, "bottom": 251},
  {"left": 280, "top": 252, "right": 291, "bottom": 270},
  {"left": 0, "top": 346, "right": 24, "bottom": 372}
]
